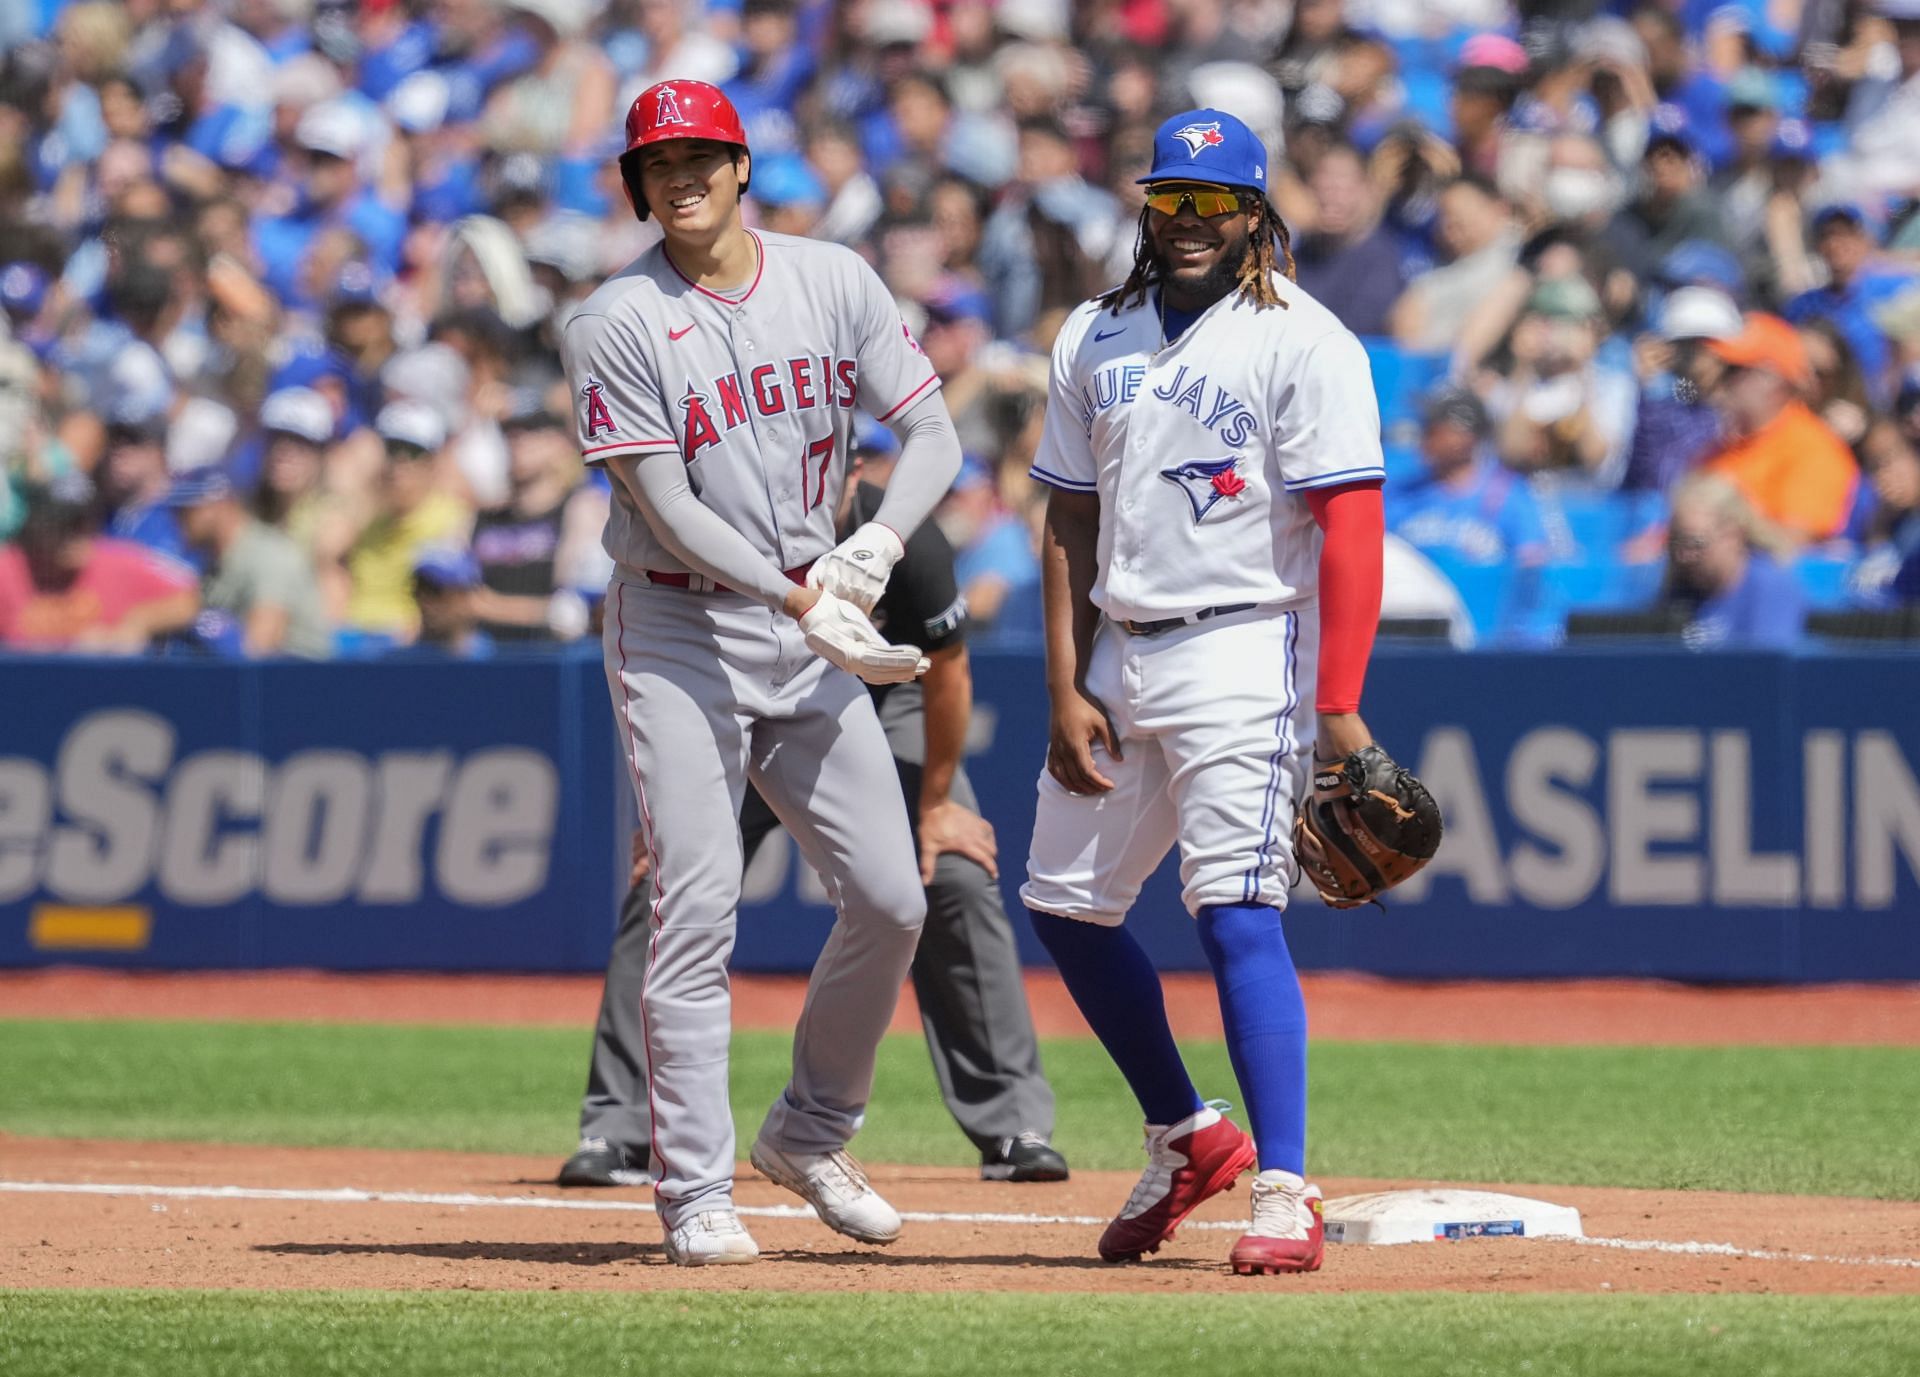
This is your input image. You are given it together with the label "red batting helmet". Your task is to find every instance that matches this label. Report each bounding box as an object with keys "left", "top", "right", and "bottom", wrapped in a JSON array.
[
  {"left": 623, "top": 80, "right": 749, "bottom": 155},
  {"left": 620, "top": 80, "right": 750, "bottom": 220}
]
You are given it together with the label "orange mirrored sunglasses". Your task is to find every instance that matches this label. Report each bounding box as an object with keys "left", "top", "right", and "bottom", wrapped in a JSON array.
[{"left": 1144, "top": 185, "right": 1246, "bottom": 217}]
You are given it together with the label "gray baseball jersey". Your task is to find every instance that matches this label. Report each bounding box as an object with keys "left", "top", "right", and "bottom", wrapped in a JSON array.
[
  {"left": 560, "top": 230, "right": 941, "bottom": 577},
  {"left": 568, "top": 227, "right": 938, "bottom": 1234}
]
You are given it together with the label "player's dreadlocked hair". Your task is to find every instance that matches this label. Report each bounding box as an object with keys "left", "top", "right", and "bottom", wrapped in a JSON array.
[{"left": 1096, "top": 193, "right": 1296, "bottom": 315}]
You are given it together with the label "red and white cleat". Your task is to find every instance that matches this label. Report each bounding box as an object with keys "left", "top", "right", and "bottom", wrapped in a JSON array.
[
  {"left": 1229, "top": 1169, "right": 1325, "bottom": 1276},
  {"left": 1098, "top": 1103, "right": 1257, "bottom": 1263}
]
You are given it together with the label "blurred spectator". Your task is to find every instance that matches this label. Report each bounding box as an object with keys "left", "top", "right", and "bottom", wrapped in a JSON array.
[
  {"left": 470, "top": 389, "right": 593, "bottom": 644},
  {"left": 253, "top": 102, "right": 406, "bottom": 307},
  {"left": 169, "top": 466, "right": 331, "bottom": 659},
  {"left": 96, "top": 413, "right": 191, "bottom": 565},
  {"left": 405, "top": 547, "right": 495, "bottom": 659},
  {"left": 1449, "top": 37, "right": 1526, "bottom": 179},
  {"left": 1621, "top": 285, "right": 1740, "bottom": 493},
  {"left": 1292, "top": 141, "right": 1411, "bottom": 336},
  {"left": 1389, "top": 175, "right": 1519, "bottom": 353},
  {"left": 1798, "top": 317, "right": 1875, "bottom": 450},
  {"left": 340, "top": 402, "right": 471, "bottom": 642},
  {"left": 1847, "top": 417, "right": 1920, "bottom": 604},
  {"left": 977, "top": 119, "right": 1120, "bottom": 341},
  {"left": 1832, "top": 1, "right": 1920, "bottom": 201},
  {"left": 1659, "top": 474, "right": 1804, "bottom": 650},
  {"left": 807, "top": 119, "right": 884, "bottom": 246},
  {"left": 1700, "top": 313, "right": 1858, "bottom": 545},
  {"left": 249, "top": 386, "right": 352, "bottom": 574},
  {"left": 0, "top": 475, "right": 199, "bottom": 653},
  {"left": 938, "top": 454, "right": 1039, "bottom": 638},
  {"left": 482, "top": 0, "right": 617, "bottom": 157},
  {"left": 1485, "top": 275, "right": 1637, "bottom": 486},
  {"left": 1390, "top": 384, "right": 1552, "bottom": 568},
  {"left": 751, "top": 152, "right": 827, "bottom": 237},
  {"left": 1783, "top": 204, "right": 1913, "bottom": 408},
  {"left": 1610, "top": 110, "right": 1733, "bottom": 283}
]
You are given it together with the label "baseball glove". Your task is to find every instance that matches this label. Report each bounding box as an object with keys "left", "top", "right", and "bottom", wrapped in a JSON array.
[{"left": 1294, "top": 743, "right": 1442, "bottom": 909}]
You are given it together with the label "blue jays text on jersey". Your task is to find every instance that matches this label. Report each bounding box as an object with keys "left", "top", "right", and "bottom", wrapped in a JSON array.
[{"left": 1078, "top": 363, "right": 1260, "bottom": 451}]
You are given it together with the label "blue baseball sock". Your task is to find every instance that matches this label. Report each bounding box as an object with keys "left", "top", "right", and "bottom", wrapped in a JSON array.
[
  {"left": 1028, "top": 909, "right": 1202, "bottom": 1127},
  {"left": 1196, "top": 902, "right": 1307, "bottom": 1175}
]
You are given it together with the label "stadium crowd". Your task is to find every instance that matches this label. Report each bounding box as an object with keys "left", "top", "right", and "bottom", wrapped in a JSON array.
[{"left": 3, "top": 0, "right": 1920, "bottom": 657}]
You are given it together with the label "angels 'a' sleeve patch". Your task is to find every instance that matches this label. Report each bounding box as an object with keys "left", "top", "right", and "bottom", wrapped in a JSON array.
[{"left": 580, "top": 376, "right": 619, "bottom": 441}]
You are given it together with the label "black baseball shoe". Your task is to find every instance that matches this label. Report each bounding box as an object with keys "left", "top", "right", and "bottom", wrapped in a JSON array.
[
  {"left": 981, "top": 1131, "right": 1070, "bottom": 1183},
  {"left": 557, "top": 1137, "right": 652, "bottom": 1188}
]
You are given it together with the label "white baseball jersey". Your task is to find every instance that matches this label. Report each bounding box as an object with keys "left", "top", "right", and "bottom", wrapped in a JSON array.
[
  {"left": 561, "top": 230, "right": 940, "bottom": 576},
  {"left": 1028, "top": 272, "right": 1384, "bottom": 623}
]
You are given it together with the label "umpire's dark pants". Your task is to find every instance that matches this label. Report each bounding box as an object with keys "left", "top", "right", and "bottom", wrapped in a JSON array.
[{"left": 577, "top": 682, "right": 1055, "bottom": 1158}]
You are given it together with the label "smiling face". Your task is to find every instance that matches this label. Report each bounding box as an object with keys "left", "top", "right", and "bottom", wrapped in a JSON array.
[
  {"left": 631, "top": 138, "right": 749, "bottom": 244},
  {"left": 1145, "top": 182, "right": 1255, "bottom": 309}
]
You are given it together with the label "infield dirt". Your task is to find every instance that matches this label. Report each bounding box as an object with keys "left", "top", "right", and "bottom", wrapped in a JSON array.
[{"left": 7, "top": 971, "right": 1918, "bottom": 1298}]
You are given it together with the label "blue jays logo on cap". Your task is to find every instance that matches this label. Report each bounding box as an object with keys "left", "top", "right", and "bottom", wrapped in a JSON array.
[
  {"left": 1173, "top": 121, "right": 1225, "bottom": 155},
  {"left": 1140, "top": 109, "right": 1267, "bottom": 190}
]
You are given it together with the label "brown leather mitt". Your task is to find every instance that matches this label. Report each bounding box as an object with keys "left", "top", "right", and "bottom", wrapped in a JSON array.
[{"left": 1294, "top": 743, "right": 1443, "bottom": 908}]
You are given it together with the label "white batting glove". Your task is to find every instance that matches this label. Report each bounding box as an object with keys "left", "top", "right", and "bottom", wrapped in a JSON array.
[
  {"left": 800, "top": 591, "right": 929, "bottom": 685},
  {"left": 807, "top": 521, "right": 905, "bottom": 614}
]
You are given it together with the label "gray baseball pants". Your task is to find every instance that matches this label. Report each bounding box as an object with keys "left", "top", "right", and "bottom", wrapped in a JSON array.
[
  {"left": 580, "top": 681, "right": 1054, "bottom": 1165},
  {"left": 601, "top": 578, "right": 926, "bottom": 1228}
]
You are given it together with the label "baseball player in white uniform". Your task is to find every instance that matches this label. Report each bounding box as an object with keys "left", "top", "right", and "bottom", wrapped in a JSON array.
[
  {"left": 1020, "top": 109, "right": 1389, "bottom": 1275},
  {"left": 561, "top": 80, "right": 962, "bottom": 1266}
]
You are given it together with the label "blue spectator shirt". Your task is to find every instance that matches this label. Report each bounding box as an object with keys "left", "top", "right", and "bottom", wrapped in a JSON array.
[
  {"left": 1783, "top": 270, "right": 1916, "bottom": 407},
  {"left": 1676, "top": 552, "right": 1804, "bottom": 649},
  {"left": 108, "top": 500, "right": 192, "bottom": 568},
  {"left": 1387, "top": 459, "right": 1551, "bottom": 566},
  {"left": 1291, "top": 226, "right": 1412, "bottom": 337},
  {"left": 254, "top": 195, "right": 408, "bottom": 308},
  {"left": 1621, "top": 380, "right": 1721, "bottom": 493},
  {"left": 954, "top": 514, "right": 1039, "bottom": 608}
]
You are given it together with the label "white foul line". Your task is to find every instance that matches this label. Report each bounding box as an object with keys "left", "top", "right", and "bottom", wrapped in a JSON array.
[{"left": 4, "top": 1180, "right": 1918, "bottom": 1270}]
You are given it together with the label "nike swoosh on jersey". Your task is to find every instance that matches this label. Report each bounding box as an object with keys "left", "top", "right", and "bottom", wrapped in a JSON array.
[
  {"left": 1093, "top": 327, "right": 1125, "bottom": 341},
  {"left": 668, "top": 323, "right": 696, "bottom": 341}
]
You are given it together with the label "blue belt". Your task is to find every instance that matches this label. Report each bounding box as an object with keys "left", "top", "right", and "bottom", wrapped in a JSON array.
[{"left": 1119, "top": 604, "right": 1257, "bottom": 637}]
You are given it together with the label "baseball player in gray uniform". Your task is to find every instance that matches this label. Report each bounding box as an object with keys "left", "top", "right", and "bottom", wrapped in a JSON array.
[
  {"left": 560, "top": 423, "right": 1066, "bottom": 1193},
  {"left": 561, "top": 80, "right": 963, "bottom": 1266}
]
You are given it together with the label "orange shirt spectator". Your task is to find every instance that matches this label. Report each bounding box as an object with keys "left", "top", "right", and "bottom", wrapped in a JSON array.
[{"left": 1701, "top": 314, "right": 1857, "bottom": 542}]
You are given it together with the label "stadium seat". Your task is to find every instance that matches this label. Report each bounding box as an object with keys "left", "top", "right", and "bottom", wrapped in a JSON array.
[
  {"left": 1361, "top": 338, "right": 1448, "bottom": 429},
  {"left": 1793, "top": 555, "right": 1852, "bottom": 610}
]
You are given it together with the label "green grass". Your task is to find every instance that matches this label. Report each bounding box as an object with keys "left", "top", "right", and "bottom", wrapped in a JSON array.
[
  {"left": 4, "top": 1019, "right": 1917, "bottom": 1198},
  {"left": 2, "top": 1292, "right": 1918, "bottom": 1377}
]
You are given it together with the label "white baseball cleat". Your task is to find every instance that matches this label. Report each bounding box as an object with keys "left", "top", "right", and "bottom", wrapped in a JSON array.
[
  {"left": 749, "top": 1139, "right": 902, "bottom": 1245},
  {"left": 662, "top": 1207, "right": 760, "bottom": 1266}
]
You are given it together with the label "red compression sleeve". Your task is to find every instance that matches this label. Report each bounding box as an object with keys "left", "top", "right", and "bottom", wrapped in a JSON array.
[{"left": 1303, "top": 481, "right": 1384, "bottom": 715}]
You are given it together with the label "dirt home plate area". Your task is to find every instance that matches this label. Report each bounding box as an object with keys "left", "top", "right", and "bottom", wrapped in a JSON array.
[{"left": 5, "top": 970, "right": 1920, "bottom": 1298}]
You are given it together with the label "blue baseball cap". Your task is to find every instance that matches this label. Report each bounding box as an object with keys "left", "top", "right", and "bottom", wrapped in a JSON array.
[
  {"left": 1645, "top": 103, "right": 1694, "bottom": 154},
  {"left": 923, "top": 278, "right": 993, "bottom": 327},
  {"left": 165, "top": 466, "right": 236, "bottom": 507},
  {"left": 1812, "top": 201, "right": 1869, "bottom": 232},
  {"left": 0, "top": 262, "right": 47, "bottom": 316},
  {"left": 413, "top": 546, "right": 481, "bottom": 589},
  {"left": 1138, "top": 109, "right": 1267, "bottom": 191},
  {"left": 751, "top": 152, "right": 826, "bottom": 209},
  {"left": 1770, "top": 116, "right": 1815, "bottom": 161},
  {"left": 1659, "top": 239, "right": 1746, "bottom": 296},
  {"left": 853, "top": 413, "right": 899, "bottom": 456}
]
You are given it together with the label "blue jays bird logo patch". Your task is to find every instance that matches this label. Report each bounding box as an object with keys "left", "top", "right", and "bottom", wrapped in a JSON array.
[
  {"left": 1173, "top": 122, "right": 1225, "bottom": 156},
  {"left": 1161, "top": 457, "right": 1246, "bottom": 522}
]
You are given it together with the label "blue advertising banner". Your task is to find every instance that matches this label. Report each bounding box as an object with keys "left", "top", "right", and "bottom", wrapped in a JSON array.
[
  {"left": 4, "top": 646, "right": 1917, "bottom": 980},
  {"left": 0, "top": 650, "right": 617, "bottom": 970}
]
